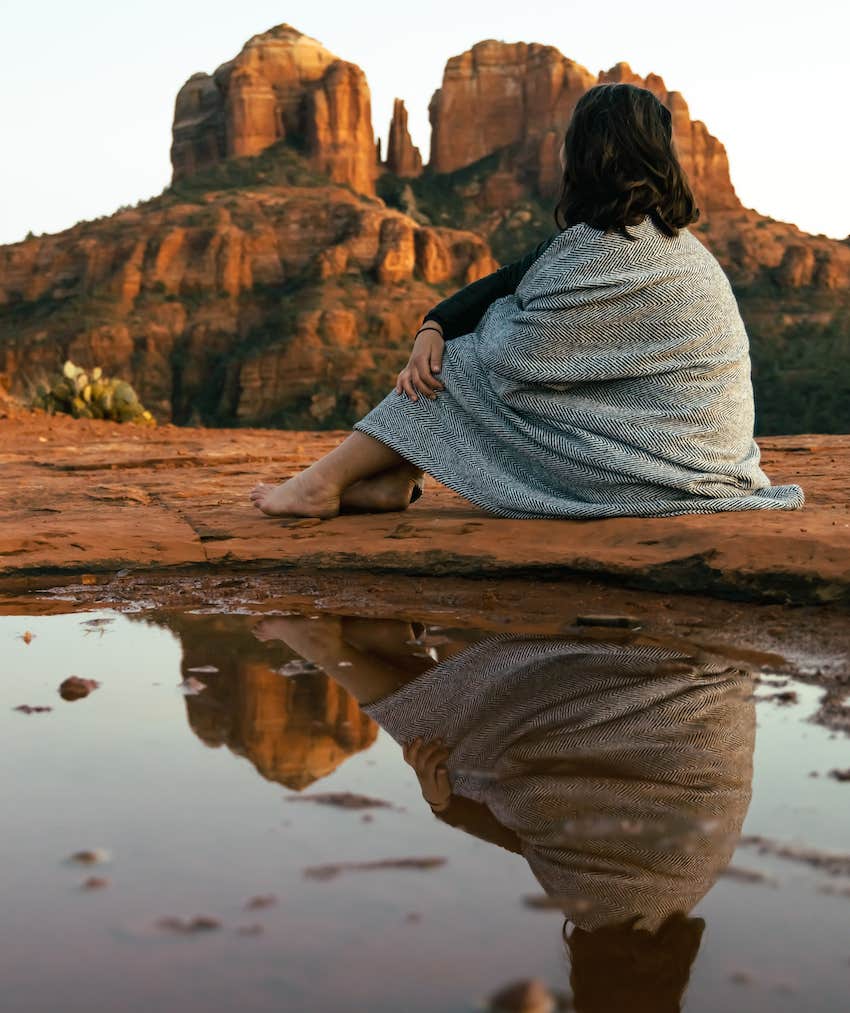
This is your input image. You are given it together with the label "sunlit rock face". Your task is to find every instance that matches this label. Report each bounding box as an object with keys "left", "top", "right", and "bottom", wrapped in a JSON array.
[
  {"left": 0, "top": 186, "right": 495, "bottom": 425},
  {"left": 171, "top": 23, "right": 378, "bottom": 196},
  {"left": 427, "top": 42, "right": 738, "bottom": 213},
  {"left": 384, "top": 99, "right": 423, "bottom": 178},
  {"left": 428, "top": 40, "right": 597, "bottom": 194}
]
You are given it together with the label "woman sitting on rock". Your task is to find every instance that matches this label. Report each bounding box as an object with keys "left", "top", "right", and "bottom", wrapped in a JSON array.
[{"left": 250, "top": 83, "right": 804, "bottom": 520}]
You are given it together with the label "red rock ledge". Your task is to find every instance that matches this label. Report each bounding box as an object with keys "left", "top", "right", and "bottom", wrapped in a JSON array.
[{"left": 0, "top": 414, "right": 847, "bottom": 605}]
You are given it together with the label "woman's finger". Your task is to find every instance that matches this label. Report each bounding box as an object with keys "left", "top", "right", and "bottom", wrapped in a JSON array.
[
  {"left": 420, "top": 743, "right": 450, "bottom": 773},
  {"left": 400, "top": 374, "right": 418, "bottom": 401},
  {"left": 435, "top": 766, "right": 451, "bottom": 794},
  {"left": 412, "top": 368, "right": 440, "bottom": 398},
  {"left": 413, "top": 359, "right": 443, "bottom": 391},
  {"left": 407, "top": 736, "right": 424, "bottom": 764},
  {"left": 429, "top": 347, "right": 443, "bottom": 376}
]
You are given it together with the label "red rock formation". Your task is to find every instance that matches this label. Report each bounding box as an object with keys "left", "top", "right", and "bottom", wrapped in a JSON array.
[
  {"left": 2, "top": 24, "right": 848, "bottom": 435},
  {"left": 428, "top": 41, "right": 596, "bottom": 183},
  {"left": 0, "top": 178, "right": 495, "bottom": 424},
  {"left": 426, "top": 41, "right": 738, "bottom": 214},
  {"left": 171, "top": 24, "right": 377, "bottom": 196},
  {"left": 597, "top": 62, "right": 739, "bottom": 213},
  {"left": 385, "top": 99, "right": 423, "bottom": 177}
]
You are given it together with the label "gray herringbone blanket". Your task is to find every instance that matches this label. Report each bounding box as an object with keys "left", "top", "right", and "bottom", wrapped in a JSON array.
[{"left": 354, "top": 216, "right": 805, "bottom": 518}]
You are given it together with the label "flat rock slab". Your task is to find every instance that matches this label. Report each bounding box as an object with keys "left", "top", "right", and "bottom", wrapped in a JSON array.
[{"left": 1, "top": 414, "right": 848, "bottom": 605}]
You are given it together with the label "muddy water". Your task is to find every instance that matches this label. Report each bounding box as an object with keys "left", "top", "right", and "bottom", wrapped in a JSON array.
[{"left": 2, "top": 606, "right": 849, "bottom": 1013}]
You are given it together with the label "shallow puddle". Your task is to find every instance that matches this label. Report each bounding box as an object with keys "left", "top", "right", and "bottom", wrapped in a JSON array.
[{"left": 2, "top": 604, "right": 849, "bottom": 1012}]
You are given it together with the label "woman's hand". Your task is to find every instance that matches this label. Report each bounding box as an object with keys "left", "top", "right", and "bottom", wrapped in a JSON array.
[
  {"left": 395, "top": 326, "right": 445, "bottom": 402},
  {"left": 402, "top": 736, "right": 452, "bottom": 811}
]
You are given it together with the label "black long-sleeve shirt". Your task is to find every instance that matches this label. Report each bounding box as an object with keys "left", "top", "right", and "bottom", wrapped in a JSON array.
[{"left": 421, "top": 232, "right": 559, "bottom": 340}]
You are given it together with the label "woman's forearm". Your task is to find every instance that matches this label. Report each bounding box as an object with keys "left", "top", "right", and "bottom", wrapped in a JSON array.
[
  {"left": 422, "top": 232, "right": 557, "bottom": 340},
  {"left": 432, "top": 794, "right": 524, "bottom": 855}
]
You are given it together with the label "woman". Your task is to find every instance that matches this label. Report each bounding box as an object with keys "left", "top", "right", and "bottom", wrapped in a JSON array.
[{"left": 250, "top": 83, "right": 804, "bottom": 520}]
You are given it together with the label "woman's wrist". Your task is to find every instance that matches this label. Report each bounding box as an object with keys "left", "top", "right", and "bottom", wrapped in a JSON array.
[{"left": 416, "top": 323, "right": 444, "bottom": 338}]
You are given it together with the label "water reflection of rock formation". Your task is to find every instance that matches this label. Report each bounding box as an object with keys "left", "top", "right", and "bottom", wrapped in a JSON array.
[{"left": 145, "top": 613, "right": 377, "bottom": 788}]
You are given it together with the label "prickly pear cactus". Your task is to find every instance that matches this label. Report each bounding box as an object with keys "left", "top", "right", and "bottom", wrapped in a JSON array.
[{"left": 32, "top": 361, "right": 155, "bottom": 426}]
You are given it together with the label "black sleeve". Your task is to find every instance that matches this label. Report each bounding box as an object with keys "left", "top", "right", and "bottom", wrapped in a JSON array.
[{"left": 421, "top": 232, "right": 559, "bottom": 340}]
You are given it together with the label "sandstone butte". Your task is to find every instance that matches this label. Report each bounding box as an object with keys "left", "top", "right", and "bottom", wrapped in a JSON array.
[{"left": 0, "top": 23, "right": 848, "bottom": 434}]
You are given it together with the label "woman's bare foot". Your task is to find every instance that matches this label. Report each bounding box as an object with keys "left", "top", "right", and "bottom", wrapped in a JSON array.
[
  {"left": 340, "top": 465, "right": 425, "bottom": 513},
  {"left": 250, "top": 466, "right": 341, "bottom": 518}
]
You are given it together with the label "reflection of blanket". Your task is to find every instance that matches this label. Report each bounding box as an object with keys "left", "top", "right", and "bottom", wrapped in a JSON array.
[
  {"left": 354, "top": 216, "right": 805, "bottom": 518},
  {"left": 361, "top": 633, "right": 756, "bottom": 931}
]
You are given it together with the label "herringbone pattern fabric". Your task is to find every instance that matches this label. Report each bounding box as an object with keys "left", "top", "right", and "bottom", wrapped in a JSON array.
[
  {"left": 361, "top": 634, "right": 755, "bottom": 930},
  {"left": 354, "top": 216, "right": 805, "bottom": 518}
]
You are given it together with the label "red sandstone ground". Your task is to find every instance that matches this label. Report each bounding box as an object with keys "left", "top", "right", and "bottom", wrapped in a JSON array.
[{"left": 1, "top": 412, "right": 847, "bottom": 603}]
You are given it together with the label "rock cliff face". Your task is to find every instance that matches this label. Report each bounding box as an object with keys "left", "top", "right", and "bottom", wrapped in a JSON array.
[
  {"left": 428, "top": 41, "right": 596, "bottom": 193},
  {"left": 172, "top": 24, "right": 377, "bottom": 196},
  {"left": 0, "top": 146, "right": 495, "bottom": 425},
  {"left": 385, "top": 99, "right": 423, "bottom": 178},
  {"left": 1, "top": 24, "right": 848, "bottom": 433}
]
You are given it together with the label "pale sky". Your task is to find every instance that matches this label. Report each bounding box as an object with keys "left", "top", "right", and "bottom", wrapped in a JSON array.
[{"left": 1, "top": 1, "right": 847, "bottom": 246}]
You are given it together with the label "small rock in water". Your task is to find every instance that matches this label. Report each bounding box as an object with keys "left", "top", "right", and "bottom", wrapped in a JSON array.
[
  {"left": 20, "top": 630, "right": 34, "bottom": 644},
  {"left": 59, "top": 676, "right": 100, "bottom": 701},
  {"left": 718, "top": 865, "right": 778, "bottom": 886},
  {"left": 68, "top": 848, "right": 111, "bottom": 865},
  {"left": 156, "top": 915, "right": 221, "bottom": 934},
  {"left": 757, "top": 690, "right": 799, "bottom": 706},
  {"left": 14, "top": 704, "right": 52, "bottom": 714},
  {"left": 245, "top": 894, "right": 277, "bottom": 910},
  {"left": 81, "top": 876, "right": 110, "bottom": 891},
  {"left": 829, "top": 768, "right": 850, "bottom": 782},
  {"left": 488, "top": 978, "right": 558, "bottom": 1012},
  {"left": 285, "top": 791, "right": 395, "bottom": 810},
  {"left": 277, "top": 659, "right": 322, "bottom": 677},
  {"left": 178, "top": 676, "right": 207, "bottom": 695},
  {"left": 303, "top": 856, "right": 446, "bottom": 880}
]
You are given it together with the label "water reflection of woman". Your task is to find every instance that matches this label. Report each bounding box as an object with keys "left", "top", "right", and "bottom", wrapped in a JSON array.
[{"left": 254, "top": 617, "right": 755, "bottom": 1012}]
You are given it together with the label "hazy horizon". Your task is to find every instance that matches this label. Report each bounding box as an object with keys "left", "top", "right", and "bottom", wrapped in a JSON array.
[{"left": 1, "top": 1, "right": 847, "bottom": 246}]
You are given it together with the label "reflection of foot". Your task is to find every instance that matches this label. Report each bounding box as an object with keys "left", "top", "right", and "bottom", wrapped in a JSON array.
[
  {"left": 253, "top": 614, "right": 349, "bottom": 670},
  {"left": 249, "top": 468, "right": 340, "bottom": 518},
  {"left": 340, "top": 617, "right": 418, "bottom": 656}
]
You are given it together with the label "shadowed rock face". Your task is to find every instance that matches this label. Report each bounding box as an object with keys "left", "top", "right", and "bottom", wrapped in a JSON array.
[{"left": 171, "top": 24, "right": 377, "bottom": 196}]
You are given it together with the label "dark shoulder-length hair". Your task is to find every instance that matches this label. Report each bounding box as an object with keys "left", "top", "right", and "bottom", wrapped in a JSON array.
[{"left": 554, "top": 83, "right": 700, "bottom": 241}]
